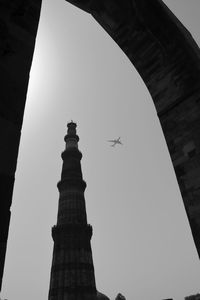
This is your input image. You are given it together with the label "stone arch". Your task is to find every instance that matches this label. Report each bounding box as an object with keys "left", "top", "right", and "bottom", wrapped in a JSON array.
[
  {"left": 1, "top": 0, "right": 200, "bottom": 291},
  {"left": 0, "top": 0, "right": 42, "bottom": 290},
  {"left": 65, "top": 0, "right": 200, "bottom": 258}
]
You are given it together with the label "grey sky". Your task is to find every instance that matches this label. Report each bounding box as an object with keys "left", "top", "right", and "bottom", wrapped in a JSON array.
[{"left": 2, "top": 1, "right": 200, "bottom": 300}]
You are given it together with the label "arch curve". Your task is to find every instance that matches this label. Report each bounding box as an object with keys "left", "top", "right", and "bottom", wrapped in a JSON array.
[{"left": 65, "top": 0, "right": 200, "bottom": 257}]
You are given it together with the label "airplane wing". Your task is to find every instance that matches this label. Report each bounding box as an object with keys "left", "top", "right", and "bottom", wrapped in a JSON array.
[{"left": 107, "top": 138, "right": 123, "bottom": 146}]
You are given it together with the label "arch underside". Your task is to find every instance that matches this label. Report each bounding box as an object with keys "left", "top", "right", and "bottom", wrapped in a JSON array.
[
  {"left": 0, "top": 0, "right": 42, "bottom": 290},
  {"left": 65, "top": 0, "right": 200, "bottom": 257}
]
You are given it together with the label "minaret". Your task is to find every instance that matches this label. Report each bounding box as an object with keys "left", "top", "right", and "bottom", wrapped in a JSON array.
[{"left": 48, "top": 122, "right": 97, "bottom": 300}]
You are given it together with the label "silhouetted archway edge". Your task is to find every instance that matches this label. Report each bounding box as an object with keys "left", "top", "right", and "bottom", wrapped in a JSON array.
[
  {"left": 65, "top": 0, "right": 200, "bottom": 257},
  {"left": 0, "top": 0, "right": 42, "bottom": 290}
]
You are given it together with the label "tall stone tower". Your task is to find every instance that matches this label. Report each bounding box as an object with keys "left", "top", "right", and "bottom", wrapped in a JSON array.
[{"left": 48, "top": 122, "right": 97, "bottom": 300}]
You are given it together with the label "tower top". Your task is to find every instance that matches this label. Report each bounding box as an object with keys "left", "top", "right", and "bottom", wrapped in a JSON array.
[{"left": 64, "top": 121, "right": 79, "bottom": 149}]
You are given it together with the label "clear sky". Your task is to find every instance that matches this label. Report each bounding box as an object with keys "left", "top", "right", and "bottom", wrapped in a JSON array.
[{"left": 2, "top": 1, "right": 200, "bottom": 300}]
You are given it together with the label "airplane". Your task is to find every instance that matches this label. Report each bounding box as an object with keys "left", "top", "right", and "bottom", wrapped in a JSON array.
[{"left": 107, "top": 137, "right": 123, "bottom": 147}]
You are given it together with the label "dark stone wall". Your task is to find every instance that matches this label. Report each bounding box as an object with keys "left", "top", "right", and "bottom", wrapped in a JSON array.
[
  {"left": 0, "top": 0, "right": 42, "bottom": 290},
  {"left": 65, "top": 0, "right": 200, "bottom": 258}
]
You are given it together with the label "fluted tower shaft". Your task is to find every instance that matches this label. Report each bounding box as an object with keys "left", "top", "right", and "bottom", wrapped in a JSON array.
[{"left": 48, "top": 122, "right": 97, "bottom": 300}]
